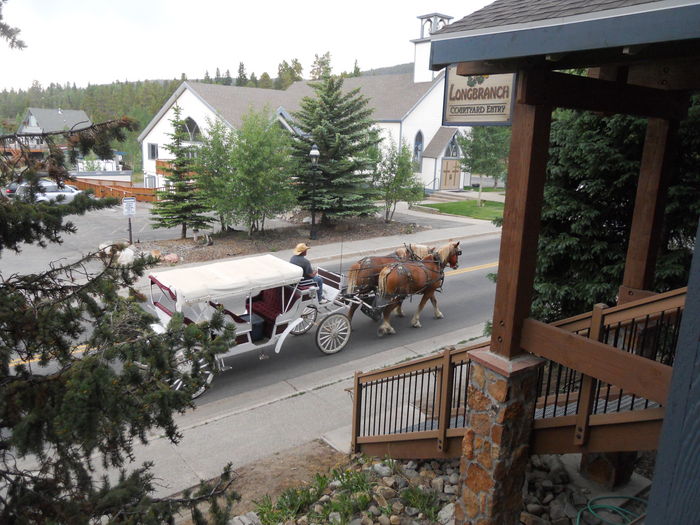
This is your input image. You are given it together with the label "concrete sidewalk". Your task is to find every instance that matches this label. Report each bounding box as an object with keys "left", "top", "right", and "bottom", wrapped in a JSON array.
[{"left": 109, "top": 323, "right": 488, "bottom": 498}]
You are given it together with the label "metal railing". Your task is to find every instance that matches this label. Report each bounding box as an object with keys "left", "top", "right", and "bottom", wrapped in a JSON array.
[{"left": 351, "top": 287, "right": 686, "bottom": 457}]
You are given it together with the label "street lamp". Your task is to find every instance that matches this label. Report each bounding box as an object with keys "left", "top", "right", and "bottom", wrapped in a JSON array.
[{"left": 309, "top": 144, "right": 320, "bottom": 240}]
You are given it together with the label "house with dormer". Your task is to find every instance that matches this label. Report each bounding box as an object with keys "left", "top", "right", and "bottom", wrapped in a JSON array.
[{"left": 138, "top": 13, "right": 467, "bottom": 191}]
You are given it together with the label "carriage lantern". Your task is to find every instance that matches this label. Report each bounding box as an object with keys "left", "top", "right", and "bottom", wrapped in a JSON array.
[{"left": 309, "top": 144, "right": 320, "bottom": 240}]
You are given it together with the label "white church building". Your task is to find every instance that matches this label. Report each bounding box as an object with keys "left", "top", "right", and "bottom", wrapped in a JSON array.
[{"left": 138, "top": 14, "right": 466, "bottom": 191}]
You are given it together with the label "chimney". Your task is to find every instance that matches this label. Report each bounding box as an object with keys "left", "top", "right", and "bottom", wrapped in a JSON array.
[{"left": 412, "top": 13, "right": 453, "bottom": 83}]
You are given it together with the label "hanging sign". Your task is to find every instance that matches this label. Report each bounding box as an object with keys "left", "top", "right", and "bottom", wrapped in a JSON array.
[{"left": 442, "top": 65, "right": 515, "bottom": 126}]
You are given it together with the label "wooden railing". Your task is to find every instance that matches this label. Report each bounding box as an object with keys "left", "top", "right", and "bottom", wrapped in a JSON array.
[
  {"left": 71, "top": 178, "right": 158, "bottom": 202},
  {"left": 351, "top": 287, "right": 686, "bottom": 459}
]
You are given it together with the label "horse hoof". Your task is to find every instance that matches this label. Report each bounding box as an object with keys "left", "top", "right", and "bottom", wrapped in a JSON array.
[
  {"left": 435, "top": 313, "right": 444, "bottom": 319},
  {"left": 411, "top": 322, "right": 422, "bottom": 328}
]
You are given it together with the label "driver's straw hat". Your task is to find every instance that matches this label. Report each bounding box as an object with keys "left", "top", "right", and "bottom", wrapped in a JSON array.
[{"left": 293, "top": 243, "right": 310, "bottom": 255}]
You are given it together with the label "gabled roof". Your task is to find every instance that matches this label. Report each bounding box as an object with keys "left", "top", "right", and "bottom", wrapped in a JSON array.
[
  {"left": 423, "top": 127, "right": 458, "bottom": 159},
  {"left": 138, "top": 73, "right": 442, "bottom": 142},
  {"left": 430, "top": 0, "right": 700, "bottom": 70},
  {"left": 23, "top": 108, "right": 92, "bottom": 132}
]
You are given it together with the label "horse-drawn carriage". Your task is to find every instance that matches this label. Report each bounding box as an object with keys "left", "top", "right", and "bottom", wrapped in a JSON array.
[{"left": 147, "top": 243, "right": 461, "bottom": 397}]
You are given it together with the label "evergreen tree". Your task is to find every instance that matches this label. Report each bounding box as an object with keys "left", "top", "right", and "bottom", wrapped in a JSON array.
[
  {"left": 203, "top": 70, "right": 211, "bottom": 83},
  {"left": 0, "top": 115, "right": 236, "bottom": 522},
  {"left": 215, "top": 67, "right": 222, "bottom": 84},
  {"left": 258, "top": 72, "right": 273, "bottom": 89},
  {"left": 290, "top": 76, "right": 380, "bottom": 221},
  {"left": 235, "top": 62, "right": 248, "bottom": 86},
  {"left": 247, "top": 72, "right": 258, "bottom": 87},
  {"left": 150, "top": 105, "right": 213, "bottom": 238},
  {"left": 310, "top": 52, "right": 332, "bottom": 80},
  {"left": 533, "top": 96, "right": 700, "bottom": 321},
  {"left": 223, "top": 68, "right": 233, "bottom": 86},
  {"left": 374, "top": 139, "right": 424, "bottom": 222}
]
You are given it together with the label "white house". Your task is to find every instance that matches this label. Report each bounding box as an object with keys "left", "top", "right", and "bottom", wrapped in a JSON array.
[{"left": 138, "top": 13, "right": 467, "bottom": 191}]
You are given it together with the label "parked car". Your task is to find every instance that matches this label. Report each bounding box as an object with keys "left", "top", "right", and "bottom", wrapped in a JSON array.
[
  {"left": 15, "top": 180, "right": 83, "bottom": 204},
  {"left": 2, "top": 181, "right": 19, "bottom": 199}
]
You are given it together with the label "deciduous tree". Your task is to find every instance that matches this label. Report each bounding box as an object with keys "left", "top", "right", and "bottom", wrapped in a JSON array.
[
  {"left": 374, "top": 139, "right": 424, "bottom": 222},
  {"left": 457, "top": 126, "right": 510, "bottom": 187},
  {"left": 310, "top": 52, "right": 332, "bottom": 80}
]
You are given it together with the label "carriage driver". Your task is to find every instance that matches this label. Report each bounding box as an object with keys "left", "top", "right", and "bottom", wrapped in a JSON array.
[{"left": 290, "top": 243, "right": 327, "bottom": 303}]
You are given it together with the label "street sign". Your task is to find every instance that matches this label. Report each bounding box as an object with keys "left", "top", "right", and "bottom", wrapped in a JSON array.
[{"left": 122, "top": 197, "right": 136, "bottom": 216}]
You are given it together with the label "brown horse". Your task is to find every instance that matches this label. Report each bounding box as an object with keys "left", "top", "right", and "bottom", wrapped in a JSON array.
[
  {"left": 345, "top": 244, "right": 433, "bottom": 321},
  {"left": 376, "top": 241, "right": 461, "bottom": 336}
]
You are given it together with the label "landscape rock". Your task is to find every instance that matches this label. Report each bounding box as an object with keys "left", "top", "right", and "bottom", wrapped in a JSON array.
[
  {"left": 437, "top": 503, "right": 454, "bottom": 524},
  {"left": 431, "top": 477, "right": 445, "bottom": 493},
  {"left": 163, "top": 252, "right": 179, "bottom": 264},
  {"left": 373, "top": 463, "right": 393, "bottom": 477},
  {"left": 328, "top": 511, "right": 342, "bottom": 524}
]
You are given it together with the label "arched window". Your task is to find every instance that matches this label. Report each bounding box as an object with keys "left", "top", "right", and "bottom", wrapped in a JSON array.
[
  {"left": 445, "top": 135, "right": 460, "bottom": 158},
  {"left": 184, "top": 117, "right": 202, "bottom": 142},
  {"left": 413, "top": 131, "right": 424, "bottom": 169}
]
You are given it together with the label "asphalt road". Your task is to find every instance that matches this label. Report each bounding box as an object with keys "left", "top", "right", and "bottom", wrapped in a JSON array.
[{"left": 197, "top": 235, "right": 499, "bottom": 405}]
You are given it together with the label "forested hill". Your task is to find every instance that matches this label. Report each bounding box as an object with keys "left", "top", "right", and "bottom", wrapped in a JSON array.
[{"left": 0, "top": 79, "right": 181, "bottom": 170}]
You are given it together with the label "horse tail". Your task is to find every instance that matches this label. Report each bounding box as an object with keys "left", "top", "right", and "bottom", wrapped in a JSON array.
[
  {"left": 378, "top": 266, "right": 392, "bottom": 297},
  {"left": 346, "top": 263, "right": 361, "bottom": 294}
]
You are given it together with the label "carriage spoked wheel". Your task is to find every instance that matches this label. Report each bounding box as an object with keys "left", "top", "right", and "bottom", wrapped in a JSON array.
[
  {"left": 291, "top": 305, "right": 318, "bottom": 335},
  {"left": 170, "top": 350, "right": 214, "bottom": 399},
  {"left": 316, "top": 313, "right": 351, "bottom": 355}
]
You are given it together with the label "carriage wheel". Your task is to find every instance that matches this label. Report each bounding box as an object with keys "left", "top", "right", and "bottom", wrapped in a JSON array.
[
  {"left": 170, "top": 350, "right": 214, "bottom": 399},
  {"left": 316, "top": 313, "right": 351, "bottom": 355},
  {"left": 291, "top": 305, "right": 318, "bottom": 335}
]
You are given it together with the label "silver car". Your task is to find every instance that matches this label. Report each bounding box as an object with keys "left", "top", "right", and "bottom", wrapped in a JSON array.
[{"left": 15, "top": 180, "right": 83, "bottom": 204}]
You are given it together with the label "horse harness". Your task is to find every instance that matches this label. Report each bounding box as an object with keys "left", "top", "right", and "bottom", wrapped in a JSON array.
[{"left": 385, "top": 254, "right": 446, "bottom": 299}]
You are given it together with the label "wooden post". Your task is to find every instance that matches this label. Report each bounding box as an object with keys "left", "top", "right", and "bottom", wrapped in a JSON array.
[
  {"left": 491, "top": 70, "right": 552, "bottom": 359},
  {"left": 573, "top": 304, "right": 606, "bottom": 446},
  {"left": 620, "top": 118, "right": 678, "bottom": 303},
  {"left": 351, "top": 371, "right": 362, "bottom": 453},
  {"left": 437, "top": 347, "right": 454, "bottom": 452}
]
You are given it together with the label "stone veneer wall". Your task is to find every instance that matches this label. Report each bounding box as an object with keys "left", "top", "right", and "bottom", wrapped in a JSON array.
[{"left": 455, "top": 356, "right": 541, "bottom": 524}]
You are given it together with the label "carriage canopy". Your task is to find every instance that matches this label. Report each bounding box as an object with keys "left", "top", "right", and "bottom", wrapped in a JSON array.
[{"left": 149, "top": 254, "right": 303, "bottom": 310}]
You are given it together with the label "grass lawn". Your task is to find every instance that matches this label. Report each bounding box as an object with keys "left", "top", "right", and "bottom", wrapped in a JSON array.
[
  {"left": 423, "top": 199, "right": 504, "bottom": 220},
  {"left": 463, "top": 185, "right": 504, "bottom": 193}
]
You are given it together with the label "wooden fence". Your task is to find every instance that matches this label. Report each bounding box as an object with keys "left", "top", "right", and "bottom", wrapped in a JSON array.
[{"left": 72, "top": 178, "right": 158, "bottom": 202}]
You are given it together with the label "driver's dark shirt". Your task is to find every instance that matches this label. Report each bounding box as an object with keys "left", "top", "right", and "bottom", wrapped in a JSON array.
[{"left": 289, "top": 254, "right": 313, "bottom": 279}]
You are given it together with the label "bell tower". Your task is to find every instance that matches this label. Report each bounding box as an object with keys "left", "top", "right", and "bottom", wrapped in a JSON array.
[{"left": 412, "top": 13, "right": 453, "bottom": 83}]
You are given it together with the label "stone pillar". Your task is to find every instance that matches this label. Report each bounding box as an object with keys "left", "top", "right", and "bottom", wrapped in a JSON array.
[{"left": 455, "top": 349, "right": 543, "bottom": 525}]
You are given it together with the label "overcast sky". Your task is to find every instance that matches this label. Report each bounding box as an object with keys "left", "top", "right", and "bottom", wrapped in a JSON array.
[{"left": 0, "top": 0, "right": 491, "bottom": 91}]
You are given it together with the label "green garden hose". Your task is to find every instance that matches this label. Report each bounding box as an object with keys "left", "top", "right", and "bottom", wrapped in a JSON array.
[{"left": 575, "top": 495, "right": 647, "bottom": 525}]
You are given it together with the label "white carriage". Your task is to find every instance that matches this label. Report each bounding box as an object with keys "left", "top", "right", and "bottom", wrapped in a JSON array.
[{"left": 147, "top": 254, "right": 351, "bottom": 396}]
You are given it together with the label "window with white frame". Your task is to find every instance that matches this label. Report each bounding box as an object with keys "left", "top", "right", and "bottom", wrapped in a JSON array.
[
  {"left": 184, "top": 117, "right": 202, "bottom": 142},
  {"left": 148, "top": 143, "right": 158, "bottom": 160}
]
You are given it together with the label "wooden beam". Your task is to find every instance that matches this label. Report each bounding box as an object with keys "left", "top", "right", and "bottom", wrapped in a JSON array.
[
  {"left": 519, "top": 71, "right": 688, "bottom": 120},
  {"left": 573, "top": 304, "right": 605, "bottom": 446},
  {"left": 359, "top": 436, "right": 463, "bottom": 460},
  {"left": 521, "top": 319, "right": 672, "bottom": 404},
  {"left": 491, "top": 71, "right": 552, "bottom": 359},
  {"left": 532, "top": 416, "right": 663, "bottom": 454},
  {"left": 436, "top": 348, "right": 454, "bottom": 452},
  {"left": 621, "top": 118, "right": 680, "bottom": 298}
]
